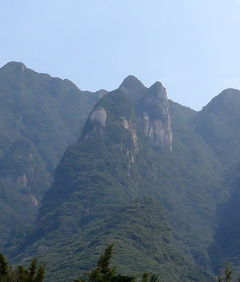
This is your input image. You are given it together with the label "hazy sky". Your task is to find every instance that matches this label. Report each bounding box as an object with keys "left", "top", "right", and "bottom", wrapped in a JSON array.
[{"left": 1, "top": 0, "right": 240, "bottom": 110}]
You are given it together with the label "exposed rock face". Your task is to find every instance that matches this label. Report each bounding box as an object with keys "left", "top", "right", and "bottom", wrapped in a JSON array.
[
  {"left": 17, "top": 174, "right": 28, "bottom": 187},
  {"left": 90, "top": 108, "right": 107, "bottom": 127},
  {"left": 82, "top": 77, "right": 172, "bottom": 151},
  {"left": 143, "top": 115, "right": 172, "bottom": 149},
  {"left": 122, "top": 117, "right": 138, "bottom": 151},
  {"left": 141, "top": 82, "right": 172, "bottom": 150},
  {"left": 29, "top": 194, "right": 39, "bottom": 207},
  {"left": 119, "top": 77, "right": 172, "bottom": 150},
  {"left": 82, "top": 108, "right": 107, "bottom": 140}
]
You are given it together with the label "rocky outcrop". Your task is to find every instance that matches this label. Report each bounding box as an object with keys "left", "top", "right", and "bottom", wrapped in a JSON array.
[
  {"left": 120, "top": 77, "right": 173, "bottom": 150},
  {"left": 90, "top": 108, "right": 107, "bottom": 127},
  {"left": 140, "top": 82, "right": 172, "bottom": 150},
  {"left": 17, "top": 174, "right": 28, "bottom": 187},
  {"left": 122, "top": 117, "right": 138, "bottom": 151},
  {"left": 82, "top": 78, "right": 172, "bottom": 151},
  {"left": 82, "top": 108, "right": 107, "bottom": 140}
]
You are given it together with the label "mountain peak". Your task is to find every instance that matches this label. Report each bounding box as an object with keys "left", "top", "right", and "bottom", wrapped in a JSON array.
[
  {"left": 120, "top": 75, "right": 145, "bottom": 90},
  {"left": 211, "top": 88, "right": 240, "bottom": 103},
  {"left": 1, "top": 61, "right": 27, "bottom": 73},
  {"left": 219, "top": 88, "right": 240, "bottom": 97},
  {"left": 202, "top": 88, "right": 240, "bottom": 114},
  {"left": 150, "top": 81, "right": 163, "bottom": 88},
  {"left": 149, "top": 81, "right": 167, "bottom": 99}
]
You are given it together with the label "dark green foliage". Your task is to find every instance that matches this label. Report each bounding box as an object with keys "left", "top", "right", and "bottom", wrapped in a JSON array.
[
  {"left": 75, "top": 245, "right": 160, "bottom": 282},
  {"left": 3, "top": 68, "right": 240, "bottom": 281},
  {"left": 209, "top": 164, "right": 240, "bottom": 273},
  {"left": 0, "top": 254, "right": 8, "bottom": 277},
  {"left": 75, "top": 245, "right": 135, "bottom": 282},
  {"left": 0, "top": 253, "right": 45, "bottom": 282},
  {"left": 216, "top": 264, "right": 240, "bottom": 282},
  {"left": 12, "top": 79, "right": 226, "bottom": 281},
  {"left": 196, "top": 88, "right": 240, "bottom": 168},
  {"left": 140, "top": 273, "right": 160, "bottom": 282},
  {"left": 0, "top": 62, "right": 102, "bottom": 251}
]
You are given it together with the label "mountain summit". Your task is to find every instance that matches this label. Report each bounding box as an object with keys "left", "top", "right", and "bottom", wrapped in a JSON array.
[
  {"left": 119, "top": 75, "right": 145, "bottom": 90},
  {"left": 82, "top": 77, "right": 172, "bottom": 150}
]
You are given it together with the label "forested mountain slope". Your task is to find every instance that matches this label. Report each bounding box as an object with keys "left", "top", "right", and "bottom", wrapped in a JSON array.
[
  {"left": 2, "top": 65, "right": 240, "bottom": 281},
  {"left": 0, "top": 62, "right": 104, "bottom": 250},
  {"left": 13, "top": 76, "right": 237, "bottom": 282},
  {"left": 196, "top": 88, "right": 240, "bottom": 167}
]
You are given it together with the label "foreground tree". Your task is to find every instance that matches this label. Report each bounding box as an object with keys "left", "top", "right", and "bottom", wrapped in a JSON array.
[
  {"left": 0, "top": 253, "right": 45, "bottom": 282},
  {"left": 3, "top": 246, "right": 240, "bottom": 281},
  {"left": 75, "top": 245, "right": 160, "bottom": 282},
  {"left": 217, "top": 263, "right": 240, "bottom": 282}
]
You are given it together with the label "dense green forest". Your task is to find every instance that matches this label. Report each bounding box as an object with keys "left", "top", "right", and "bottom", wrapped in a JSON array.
[
  {"left": 0, "top": 62, "right": 104, "bottom": 251},
  {"left": 1, "top": 63, "right": 240, "bottom": 281},
  {"left": 1, "top": 245, "right": 162, "bottom": 282},
  {"left": 1, "top": 246, "right": 239, "bottom": 282}
]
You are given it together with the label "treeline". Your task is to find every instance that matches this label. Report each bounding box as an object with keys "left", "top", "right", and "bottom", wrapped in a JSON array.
[
  {"left": 74, "top": 245, "right": 160, "bottom": 282},
  {"left": 217, "top": 264, "right": 240, "bottom": 282},
  {"left": 0, "top": 245, "right": 159, "bottom": 282},
  {"left": 0, "top": 245, "right": 238, "bottom": 282},
  {"left": 0, "top": 254, "right": 44, "bottom": 282}
]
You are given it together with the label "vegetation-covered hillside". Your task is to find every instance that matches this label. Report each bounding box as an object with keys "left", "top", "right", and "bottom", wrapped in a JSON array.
[
  {"left": 12, "top": 76, "right": 236, "bottom": 282},
  {"left": 0, "top": 62, "right": 104, "bottom": 251},
  {"left": 2, "top": 64, "right": 240, "bottom": 281}
]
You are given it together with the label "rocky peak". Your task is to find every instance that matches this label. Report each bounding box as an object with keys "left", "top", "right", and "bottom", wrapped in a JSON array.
[
  {"left": 119, "top": 75, "right": 147, "bottom": 103},
  {"left": 1, "top": 61, "right": 26, "bottom": 73},
  {"left": 140, "top": 82, "right": 172, "bottom": 150},
  {"left": 201, "top": 88, "right": 240, "bottom": 116},
  {"left": 148, "top": 81, "right": 167, "bottom": 99},
  {"left": 149, "top": 81, "right": 163, "bottom": 88},
  {"left": 218, "top": 88, "right": 240, "bottom": 97},
  {"left": 81, "top": 77, "right": 172, "bottom": 151},
  {"left": 120, "top": 75, "right": 145, "bottom": 90}
]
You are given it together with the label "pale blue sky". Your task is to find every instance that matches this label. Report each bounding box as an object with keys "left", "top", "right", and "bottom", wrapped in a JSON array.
[{"left": 1, "top": 0, "right": 240, "bottom": 110}]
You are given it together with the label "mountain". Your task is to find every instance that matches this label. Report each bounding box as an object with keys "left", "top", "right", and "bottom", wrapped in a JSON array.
[
  {"left": 0, "top": 62, "right": 104, "bottom": 250},
  {"left": 11, "top": 76, "right": 237, "bottom": 281},
  {"left": 2, "top": 64, "right": 240, "bottom": 281},
  {"left": 191, "top": 88, "right": 240, "bottom": 272},
  {"left": 196, "top": 88, "right": 240, "bottom": 167},
  {"left": 208, "top": 162, "right": 240, "bottom": 272}
]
